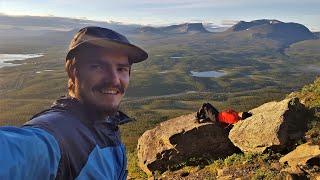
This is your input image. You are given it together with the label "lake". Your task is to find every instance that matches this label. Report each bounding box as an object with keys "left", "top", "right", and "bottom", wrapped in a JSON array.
[
  {"left": 305, "top": 65, "right": 320, "bottom": 73},
  {"left": 190, "top": 70, "right": 226, "bottom": 78},
  {"left": 170, "top": 56, "right": 183, "bottom": 59},
  {"left": 0, "top": 54, "right": 43, "bottom": 68},
  {"left": 159, "top": 70, "right": 170, "bottom": 74},
  {"left": 36, "top": 69, "right": 54, "bottom": 74}
]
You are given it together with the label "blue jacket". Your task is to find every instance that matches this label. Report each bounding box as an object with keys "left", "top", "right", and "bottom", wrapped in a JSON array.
[{"left": 0, "top": 97, "right": 132, "bottom": 180}]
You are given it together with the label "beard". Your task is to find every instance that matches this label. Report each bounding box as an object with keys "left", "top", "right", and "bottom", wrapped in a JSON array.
[
  {"left": 77, "top": 81, "right": 126, "bottom": 117},
  {"left": 80, "top": 92, "right": 121, "bottom": 117}
]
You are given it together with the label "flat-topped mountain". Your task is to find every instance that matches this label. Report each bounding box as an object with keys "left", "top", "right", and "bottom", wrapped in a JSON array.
[
  {"left": 229, "top": 19, "right": 282, "bottom": 31},
  {"left": 137, "top": 23, "right": 209, "bottom": 34},
  {"left": 227, "top": 19, "right": 316, "bottom": 45}
]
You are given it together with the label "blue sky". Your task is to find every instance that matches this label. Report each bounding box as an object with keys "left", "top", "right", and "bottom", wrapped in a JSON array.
[{"left": 1, "top": 0, "right": 319, "bottom": 30}]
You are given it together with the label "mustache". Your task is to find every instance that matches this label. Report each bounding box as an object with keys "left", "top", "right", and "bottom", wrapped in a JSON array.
[{"left": 92, "top": 82, "right": 125, "bottom": 94}]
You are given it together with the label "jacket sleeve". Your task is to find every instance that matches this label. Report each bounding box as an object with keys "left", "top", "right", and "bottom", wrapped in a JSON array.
[{"left": 0, "top": 126, "right": 61, "bottom": 180}]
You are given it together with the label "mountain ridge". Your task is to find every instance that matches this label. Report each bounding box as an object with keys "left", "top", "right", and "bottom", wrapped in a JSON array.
[
  {"left": 137, "top": 23, "right": 210, "bottom": 34},
  {"left": 226, "top": 19, "right": 316, "bottom": 45}
]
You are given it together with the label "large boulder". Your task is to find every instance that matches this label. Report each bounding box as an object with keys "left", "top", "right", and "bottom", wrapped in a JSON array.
[
  {"left": 229, "top": 98, "right": 309, "bottom": 153},
  {"left": 279, "top": 143, "right": 320, "bottom": 178},
  {"left": 279, "top": 143, "right": 320, "bottom": 167},
  {"left": 137, "top": 113, "right": 239, "bottom": 176}
]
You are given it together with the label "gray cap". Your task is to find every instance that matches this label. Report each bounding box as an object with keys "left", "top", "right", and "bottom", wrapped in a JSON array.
[{"left": 66, "top": 26, "right": 148, "bottom": 63}]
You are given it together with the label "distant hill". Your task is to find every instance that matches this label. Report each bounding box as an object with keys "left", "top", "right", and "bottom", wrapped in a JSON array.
[
  {"left": 227, "top": 19, "right": 316, "bottom": 45},
  {"left": 137, "top": 23, "right": 210, "bottom": 34},
  {"left": 314, "top": 32, "right": 320, "bottom": 39},
  {"left": 0, "top": 14, "right": 141, "bottom": 38},
  {"left": 137, "top": 26, "right": 162, "bottom": 34},
  {"left": 229, "top": 19, "right": 282, "bottom": 31}
]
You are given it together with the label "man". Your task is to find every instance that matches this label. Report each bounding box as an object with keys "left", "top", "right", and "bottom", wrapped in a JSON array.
[{"left": 0, "top": 27, "right": 148, "bottom": 179}]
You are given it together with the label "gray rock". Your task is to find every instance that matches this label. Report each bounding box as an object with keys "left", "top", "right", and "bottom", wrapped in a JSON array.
[
  {"left": 229, "top": 98, "right": 309, "bottom": 153},
  {"left": 137, "top": 113, "right": 238, "bottom": 176}
]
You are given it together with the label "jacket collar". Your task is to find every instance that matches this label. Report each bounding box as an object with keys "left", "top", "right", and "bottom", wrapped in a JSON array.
[{"left": 41, "top": 96, "right": 135, "bottom": 126}]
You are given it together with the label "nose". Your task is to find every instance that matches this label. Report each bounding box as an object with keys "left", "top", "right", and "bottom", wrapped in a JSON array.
[{"left": 103, "top": 67, "right": 120, "bottom": 86}]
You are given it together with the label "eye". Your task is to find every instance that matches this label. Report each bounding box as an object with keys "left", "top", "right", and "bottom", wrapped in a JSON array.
[
  {"left": 90, "top": 64, "right": 103, "bottom": 70},
  {"left": 118, "top": 67, "right": 130, "bottom": 73}
]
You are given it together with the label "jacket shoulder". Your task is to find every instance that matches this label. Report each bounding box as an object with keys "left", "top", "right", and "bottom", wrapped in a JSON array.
[
  {"left": 24, "top": 110, "right": 96, "bottom": 179},
  {"left": 25, "top": 110, "right": 80, "bottom": 131}
]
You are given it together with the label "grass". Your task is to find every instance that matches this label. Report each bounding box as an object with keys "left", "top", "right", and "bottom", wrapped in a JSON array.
[
  {"left": 252, "top": 168, "right": 278, "bottom": 180},
  {"left": 127, "top": 151, "right": 148, "bottom": 179},
  {"left": 187, "top": 150, "right": 283, "bottom": 179}
]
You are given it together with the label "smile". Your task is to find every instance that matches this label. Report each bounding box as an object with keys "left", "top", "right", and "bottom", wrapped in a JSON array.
[{"left": 99, "top": 88, "right": 120, "bottom": 95}]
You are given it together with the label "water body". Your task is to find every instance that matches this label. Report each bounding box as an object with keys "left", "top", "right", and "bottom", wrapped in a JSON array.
[
  {"left": 36, "top": 69, "right": 54, "bottom": 74},
  {"left": 159, "top": 70, "right": 169, "bottom": 74},
  {"left": 305, "top": 65, "right": 320, "bottom": 73},
  {"left": 0, "top": 54, "right": 43, "bottom": 68},
  {"left": 170, "top": 56, "right": 183, "bottom": 59},
  {"left": 190, "top": 70, "right": 226, "bottom": 78}
]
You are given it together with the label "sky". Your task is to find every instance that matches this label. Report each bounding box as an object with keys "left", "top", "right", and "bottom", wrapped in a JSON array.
[{"left": 0, "top": 0, "right": 319, "bottom": 31}]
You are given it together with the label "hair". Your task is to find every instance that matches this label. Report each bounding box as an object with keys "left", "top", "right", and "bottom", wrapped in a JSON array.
[{"left": 65, "top": 57, "right": 78, "bottom": 97}]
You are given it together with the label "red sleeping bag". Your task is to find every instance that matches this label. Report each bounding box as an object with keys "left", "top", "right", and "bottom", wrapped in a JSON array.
[{"left": 217, "top": 109, "right": 240, "bottom": 124}]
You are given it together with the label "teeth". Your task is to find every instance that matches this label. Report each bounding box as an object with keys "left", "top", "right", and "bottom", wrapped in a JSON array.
[{"left": 100, "top": 89, "right": 118, "bottom": 94}]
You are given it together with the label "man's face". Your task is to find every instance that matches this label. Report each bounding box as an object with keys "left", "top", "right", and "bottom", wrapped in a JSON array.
[{"left": 72, "top": 48, "right": 130, "bottom": 115}]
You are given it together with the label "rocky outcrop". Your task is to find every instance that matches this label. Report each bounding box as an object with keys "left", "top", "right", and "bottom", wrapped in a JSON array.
[
  {"left": 229, "top": 98, "right": 309, "bottom": 153},
  {"left": 279, "top": 143, "right": 320, "bottom": 167},
  {"left": 280, "top": 143, "right": 320, "bottom": 178},
  {"left": 137, "top": 113, "right": 239, "bottom": 176}
]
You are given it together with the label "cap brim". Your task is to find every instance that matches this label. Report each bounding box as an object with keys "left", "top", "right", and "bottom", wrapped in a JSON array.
[{"left": 66, "top": 38, "right": 148, "bottom": 63}]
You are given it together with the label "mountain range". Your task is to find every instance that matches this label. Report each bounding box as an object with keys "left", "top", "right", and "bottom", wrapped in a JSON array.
[
  {"left": 134, "top": 19, "right": 317, "bottom": 46},
  {"left": 0, "top": 15, "right": 317, "bottom": 51},
  {"left": 227, "top": 19, "right": 316, "bottom": 45}
]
